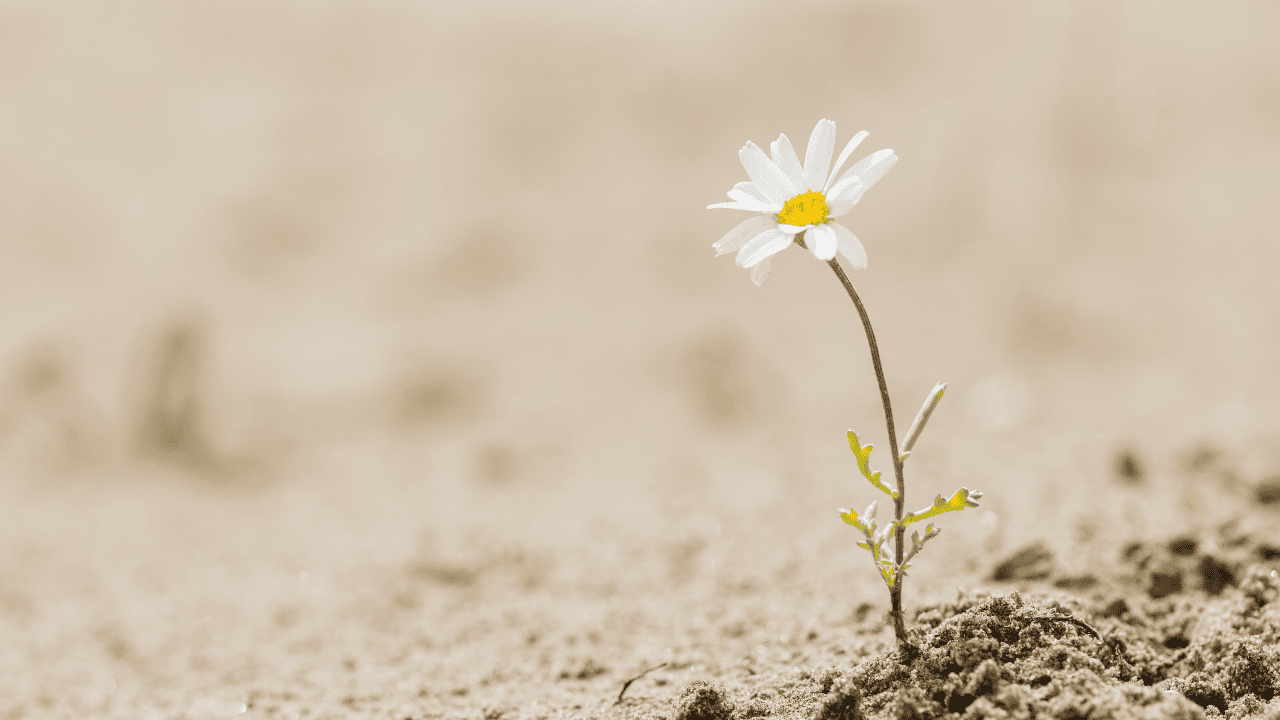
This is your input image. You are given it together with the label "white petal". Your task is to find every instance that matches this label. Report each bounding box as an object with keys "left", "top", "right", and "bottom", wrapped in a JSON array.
[
  {"left": 841, "top": 150, "right": 897, "bottom": 207},
  {"left": 736, "top": 228, "right": 793, "bottom": 268},
  {"left": 847, "top": 148, "right": 897, "bottom": 189},
  {"left": 732, "top": 181, "right": 770, "bottom": 203},
  {"left": 772, "top": 134, "right": 805, "bottom": 186},
  {"left": 808, "top": 224, "right": 837, "bottom": 260},
  {"left": 776, "top": 223, "right": 810, "bottom": 235},
  {"left": 707, "top": 201, "right": 761, "bottom": 211},
  {"left": 713, "top": 215, "right": 777, "bottom": 257},
  {"left": 739, "top": 142, "right": 798, "bottom": 205},
  {"left": 828, "top": 149, "right": 897, "bottom": 205},
  {"left": 825, "top": 176, "right": 865, "bottom": 217},
  {"left": 831, "top": 222, "right": 867, "bottom": 269},
  {"left": 824, "top": 131, "right": 869, "bottom": 193},
  {"left": 750, "top": 256, "right": 773, "bottom": 286},
  {"left": 803, "top": 120, "right": 837, "bottom": 192},
  {"left": 726, "top": 189, "right": 783, "bottom": 213}
]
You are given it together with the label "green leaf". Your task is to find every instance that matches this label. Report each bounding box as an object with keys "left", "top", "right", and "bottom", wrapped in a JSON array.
[
  {"left": 839, "top": 507, "right": 870, "bottom": 533},
  {"left": 847, "top": 430, "right": 898, "bottom": 498},
  {"left": 880, "top": 561, "right": 897, "bottom": 587},
  {"left": 901, "top": 487, "right": 982, "bottom": 527}
]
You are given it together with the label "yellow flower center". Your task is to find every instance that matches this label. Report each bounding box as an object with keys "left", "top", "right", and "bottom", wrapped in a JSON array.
[{"left": 776, "top": 190, "right": 830, "bottom": 227}]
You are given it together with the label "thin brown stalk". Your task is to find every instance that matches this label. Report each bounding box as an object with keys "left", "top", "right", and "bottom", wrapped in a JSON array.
[{"left": 827, "top": 257, "right": 918, "bottom": 665}]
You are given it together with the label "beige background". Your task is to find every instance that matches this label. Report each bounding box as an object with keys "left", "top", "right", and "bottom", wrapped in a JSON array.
[{"left": 2, "top": 1, "right": 1280, "bottom": 717}]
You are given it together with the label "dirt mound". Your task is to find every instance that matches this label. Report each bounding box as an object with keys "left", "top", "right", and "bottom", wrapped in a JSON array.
[
  {"left": 654, "top": 531, "right": 1280, "bottom": 719},
  {"left": 829, "top": 589, "right": 1262, "bottom": 718}
]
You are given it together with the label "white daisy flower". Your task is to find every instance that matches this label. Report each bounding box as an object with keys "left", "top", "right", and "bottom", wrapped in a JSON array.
[{"left": 707, "top": 119, "right": 897, "bottom": 286}]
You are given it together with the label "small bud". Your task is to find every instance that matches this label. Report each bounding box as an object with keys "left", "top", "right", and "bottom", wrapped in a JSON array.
[{"left": 900, "top": 382, "right": 947, "bottom": 459}]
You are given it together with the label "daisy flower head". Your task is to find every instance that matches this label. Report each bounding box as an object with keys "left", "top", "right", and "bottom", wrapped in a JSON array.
[{"left": 708, "top": 120, "right": 897, "bottom": 286}]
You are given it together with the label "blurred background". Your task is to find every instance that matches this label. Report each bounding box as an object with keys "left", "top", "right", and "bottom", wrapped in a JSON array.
[{"left": 3, "top": 0, "right": 1280, "bottom": 715}]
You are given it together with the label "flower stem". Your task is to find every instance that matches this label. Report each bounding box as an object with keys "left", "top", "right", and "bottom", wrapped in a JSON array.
[{"left": 827, "top": 258, "right": 918, "bottom": 665}]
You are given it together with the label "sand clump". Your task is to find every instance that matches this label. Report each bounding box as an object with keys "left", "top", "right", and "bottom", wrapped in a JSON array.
[{"left": 646, "top": 521, "right": 1280, "bottom": 720}]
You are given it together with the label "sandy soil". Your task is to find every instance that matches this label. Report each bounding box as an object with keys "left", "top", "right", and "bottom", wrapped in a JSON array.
[
  {"left": 3, "top": 428, "right": 1280, "bottom": 719},
  {"left": 3, "top": 1, "right": 1280, "bottom": 719}
]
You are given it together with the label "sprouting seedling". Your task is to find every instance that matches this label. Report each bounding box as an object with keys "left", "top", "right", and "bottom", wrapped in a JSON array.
[{"left": 707, "top": 121, "right": 984, "bottom": 665}]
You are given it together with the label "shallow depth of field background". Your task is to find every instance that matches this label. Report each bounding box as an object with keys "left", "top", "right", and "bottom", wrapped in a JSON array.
[{"left": 3, "top": 0, "right": 1280, "bottom": 715}]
